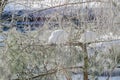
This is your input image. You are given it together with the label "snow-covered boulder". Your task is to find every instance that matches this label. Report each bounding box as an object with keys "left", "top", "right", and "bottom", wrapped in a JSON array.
[
  {"left": 48, "top": 30, "right": 68, "bottom": 44},
  {"left": 87, "top": 40, "right": 120, "bottom": 56},
  {"left": 80, "top": 31, "right": 97, "bottom": 43},
  {"left": 98, "top": 32, "right": 120, "bottom": 41}
]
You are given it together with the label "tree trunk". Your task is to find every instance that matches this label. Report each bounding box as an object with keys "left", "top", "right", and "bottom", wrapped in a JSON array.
[{"left": 83, "top": 43, "right": 88, "bottom": 80}]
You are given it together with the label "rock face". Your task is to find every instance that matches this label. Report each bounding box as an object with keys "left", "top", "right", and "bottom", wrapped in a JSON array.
[
  {"left": 1, "top": 5, "right": 96, "bottom": 32},
  {"left": 48, "top": 30, "right": 68, "bottom": 44}
]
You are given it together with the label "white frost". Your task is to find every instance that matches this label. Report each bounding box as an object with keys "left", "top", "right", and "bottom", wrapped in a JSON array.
[{"left": 48, "top": 30, "right": 68, "bottom": 44}]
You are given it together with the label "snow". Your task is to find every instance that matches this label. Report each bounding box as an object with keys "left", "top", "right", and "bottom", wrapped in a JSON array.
[
  {"left": 48, "top": 30, "right": 68, "bottom": 44},
  {"left": 99, "top": 32, "right": 120, "bottom": 41},
  {"left": 0, "top": 35, "right": 5, "bottom": 47},
  {"left": 88, "top": 40, "right": 120, "bottom": 56},
  {"left": 4, "top": 3, "right": 26, "bottom": 11},
  {"left": 72, "top": 74, "right": 120, "bottom": 80},
  {"left": 80, "top": 31, "right": 120, "bottom": 43},
  {"left": 80, "top": 31, "right": 97, "bottom": 43},
  {"left": 79, "top": 31, "right": 120, "bottom": 56}
]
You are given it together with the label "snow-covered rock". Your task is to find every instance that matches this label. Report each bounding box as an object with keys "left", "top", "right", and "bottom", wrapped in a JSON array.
[
  {"left": 98, "top": 32, "right": 120, "bottom": 41},
  {"left": 88, "top": 40, "right": 120, "bottom": 56},
  {"left": 80, "top": 31, "right": 97, "bottom": 43},
  {"left": 48, "top": 30, "right": 68, "bottom": 44}
]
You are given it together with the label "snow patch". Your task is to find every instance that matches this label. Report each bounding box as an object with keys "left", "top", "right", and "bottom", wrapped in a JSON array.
[
  {"left": 48, "top": 30, "right": 68, "bottom": 44},
  {"left": 80, "top": 31, "right": 97, "bottom": 43}
]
